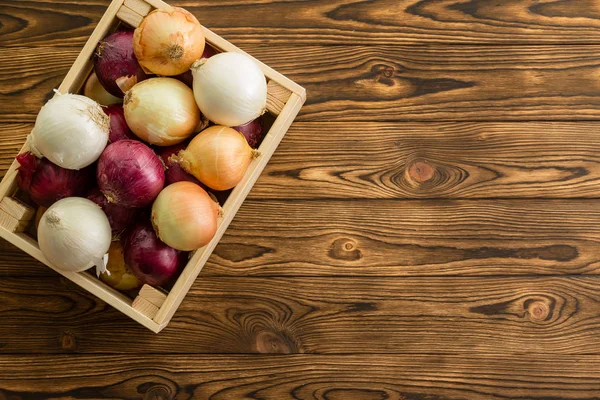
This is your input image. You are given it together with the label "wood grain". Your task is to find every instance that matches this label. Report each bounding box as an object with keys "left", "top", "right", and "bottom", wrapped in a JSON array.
[
  {"left": 8, "top": 45, "right": 600, "bottom": 122},
  {"left": 4, "top": 0, "right": 600, "bottom": 46},
  {"left": 4, "top": 199, "right": 600, "bottom": 277},
  {"left": 6, "top": 121, "right": 600, "bottom": 199},
  {"left": 1, "top": 354, "right": 599, "bottom": 399},
  {"left": 2, "top": 274, "right": 600, "bottom": 355}
]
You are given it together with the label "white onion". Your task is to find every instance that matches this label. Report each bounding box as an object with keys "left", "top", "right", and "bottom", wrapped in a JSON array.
[
  {"left": 38, "top": 197, "right": 112, "bottom": 273},
  {"left": 192, "top": 52, "right": 267, "bottom": 127},
  {"left": 83, "top": 72, "right": 122, "bottom": 106},
  {"left": 29, "top": 93, "right": 109, "bottom": 170}
]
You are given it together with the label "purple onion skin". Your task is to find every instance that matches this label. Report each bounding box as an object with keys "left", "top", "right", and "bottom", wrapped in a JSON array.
[
  {"left": 16, "top": 152, "right": 93, "bottom": 208},
  {"left": 122, "top": 222, "right": 187, "bottom": 286},
  {"left": 158, "top": 143, "right": 203, "bottom": 186},
  {"left": 104, "top": 105, "right": 137, "bottom": 143},
  {"left": 94, "top": 31, "right": 148, "bottom": 98},
  {"left": 233, "top": 117, "right": 265, "bottom": 148},
  {"left": 175, "top": 45, "right": 217, "bottom": 87},
  {"left": 87, "top": 187, "right": 138, "bottom": 236},
  {"left": 97, "top": 140, "right": 165, "bottom": 208}
]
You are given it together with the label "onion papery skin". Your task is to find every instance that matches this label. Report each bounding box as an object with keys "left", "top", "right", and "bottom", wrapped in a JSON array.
[
  {"left": 158, "top": 143, "right": 202, "bottom": 186},
  {"left": 192, "top": 52, "right": 267, "bottom": 127},
  {"left": 87, "top": 187, "right": 139, "bottom": 237},
  {"left": 179, "top": 125, "right": 258, "bottom": 191},
  {"left": 133, "top": 7, "right": 205, "bottom": 76},
  {"left": 104, "top": 105, "right": 137, "bottom": 143},
  {"left": 233, "top": 117, "right": 265, "bottom": 148},
  {"left": 122, "top": 222, "right": 187, "bottom": 286},
  {"left": 29, "top": 93, "right": 109, "bottom": 170},
  {"left": 151, "top": 181, "right": 220, "bottom": 251},
  {"left": 175, "top": 44, "right": 217, "bottom": 87},
  {"left": 97, "top": 140, "right": 165, "bottom": 208},
  {"left": 38, "top": 197, "right": 112, "bottom": 273},
  {"left": 16, "top": 152, "right": 93, "bottom": 208},
  {"left": 84, "top": 72, "right": 122, "bottom": 106},
  {"left": 99, "top": 241, "right": 142, "bottom": 291},
  {"left": 94, "top": 31, "right": 148, "bottom": 97},
  {"left": 124, "top": 77, "right": 200, "bottom": 146}
]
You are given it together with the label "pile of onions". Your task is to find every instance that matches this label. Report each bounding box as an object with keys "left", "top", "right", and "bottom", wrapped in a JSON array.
[
  {"left": 233, "top": 117, "right": 265, "bottom": 148},
  {"left": 84, "top": 72, "right": 122, "bottom": 106},
  {"left": 134, "top": 7, "right": 205, "bottom": 76},
  {"left": 87, "top": 187, "right": 138, "bottom": 236},
  {"left": 159, "top": 143, "right": 202, "bottom": 186},
  {"left": 124, "top": 78, "right": 200, "bottom": 146},
  {"left": 151, "top": 181, "right": 220, "bottom": 251},
  {"left": 16, "top": 152, "right": 92, "bottom": 207},
  {"left": 97, "top": 140, "right": 165, "bottom": 207},
  {"left": 104, "top": 105, "right": 136, "bottom": 143},
  {"left": 94, "top": 31, "right": 148, "bottom": 97},
  {"left": 179, "top": 126, "right": 259, "bottom": 191},
  {"left": 122, "top": 222, "right": 187, "bottom": 286},
  {"left": 99, "top": 242, "right": 142, "bottom": 291},
  {"left": 38, "top": 197, "right": 112, "bottom": 273},
  {"left": 192, "top": 52, "right": 267, "bottom": 127},
  {"left": 29, "top": 93, "right": 109, "bottom": 170}
]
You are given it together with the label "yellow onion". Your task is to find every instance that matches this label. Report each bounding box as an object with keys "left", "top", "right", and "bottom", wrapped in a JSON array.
[
  {"left": 151, "top": 182, "right": 220, "bottom": 251},
  {"left": 124, "top": 77, "right": 200, "bottom": 146},
  {"left": 179, "top": 126, "right": 259, "bottom": 191},
  {"left": 133, "top": 7, "right": 205, "bottom": 76},
  {"left": 99, "top": 242, "right": 142, "bottom": 291}
]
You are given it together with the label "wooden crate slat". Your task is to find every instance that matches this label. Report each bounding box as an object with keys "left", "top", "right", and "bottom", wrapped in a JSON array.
[
  {"left": 133, "top": 296, "right": 159, "bottom": 319},
  {"left": 116, "top": 5, "right": 143, "bottom": 27},
  {"left": 139, "top": 284, "right": 167, "bottom": 307},
  {"left": 0, "top": 210, "right": 28, "bottom": 233},
  {"left": 266, "top": 81, "right": 292, "bottom": 115},
  {"left": 0, "top": 197, "right": 34, "bottom": 221},
  {"left": 124, "top": 0, "right": 152, "bottom": 16}
]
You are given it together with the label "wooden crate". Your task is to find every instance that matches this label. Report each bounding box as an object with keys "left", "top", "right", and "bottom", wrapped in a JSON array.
[{"left": 0, "top": 0, "right": 306, "bottom": 333}]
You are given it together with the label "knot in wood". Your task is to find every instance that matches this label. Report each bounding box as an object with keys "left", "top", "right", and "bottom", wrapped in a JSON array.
[
  {"left": 140, "top": 382, "right": 174, "bottom": 400},
  {"left": 328, "top": 238, "right": 362, "bottom": 261},
  {"left": 527, "top": 300, "right": 550, "bottom": 321},
  {"left": 407, "top": 160, "right": 435, "bottom": 184},
  {"left": 255, "top": 330, "right": 293, "bottom": 354},
  {"left": 60, "top": 331, "right": 77, "bottom": 351}
]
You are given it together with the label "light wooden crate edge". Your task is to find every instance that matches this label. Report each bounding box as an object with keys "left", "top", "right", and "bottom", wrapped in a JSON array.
[{"left": 0, "top": 0, "right": 305, "bottom": 332}]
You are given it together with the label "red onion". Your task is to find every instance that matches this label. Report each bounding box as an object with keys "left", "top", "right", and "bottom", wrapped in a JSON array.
[
  {"left": 122, "top": 222, "right": 187, "bottom": 286},
  {"left": 16, "top": 152, "right": 92, "bottom": 207},
  {"left": 233, "top": 117, "right": 265, "bottom": 148},
  {"left": 104, "top": 105, "right": 136, "bottom": 143},
  {"left": 175, "top": 45, "right": 217, "bottom": 87},
  {"left": 159, "top": 143, "right": 202, "bottom": 186},
  {"left": 97, "top": 140, "right": 165, "bottom": 207},
  {"left": 87, "top": 187, "right": 138, "bottom": 236},
  {"left": 94, "top": 31, "right": 148, "bottom": 98}
]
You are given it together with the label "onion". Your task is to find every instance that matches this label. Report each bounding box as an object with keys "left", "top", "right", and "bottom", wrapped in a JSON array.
[
  {"left": 151, "top": 181, "right": 220, "bottom": 251},
  {"left": 29, "top": 93, "right": 109, "bottom": 170},
  {"left": 104, "top": 105, "right": 136, "bottom": 143},
  {"left": 84, "top": 72, "right": 122, "bottom": 106},
  {"left": 97, "top": 140, "right": 165, "bottom": 207},
  {"left": 99, "top": 241, "right": 142, "bottom": 291},
  {"left": 38, "top": 197, "right": 112, "bottom": 273},
  {"left": 175, "top": 45, "right": 217, "bottom": 87},
  {"left": 87, "top": 187, "right": 138, "bottom": 236},
  {"left": 179, "top": 126, "right": 259, "bottom": 191},
  {"left": 133, "top": 7, "right": 205, "bottom": 76},
  {"left": 122, "top": 222, "right": 187, "bottom": 286},
  {"left": 192, "top": 52, "right": 267, "bottom": 127},
  {"left": 124, "top": 77, "right": 200, "bottom": 146},
  {"left": 16, "top": 152, "right": 93, "bottom": 207},
  {"left": 94, "top": 31, "right": 148, "bottom": 97},
  {"left": 158, "top": 143, "right": 202, "bottom": 186},
  {"left": 233, "top": 117, "right": 265, "bottom": 148}
]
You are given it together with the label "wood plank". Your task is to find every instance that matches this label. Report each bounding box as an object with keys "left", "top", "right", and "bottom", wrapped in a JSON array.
[
  {"left": 4, "top": 0, "right": 600, "bottom": 47},
  {"left": 1, "top": 275, "right": 600, "bottom": 354},
  {"left": 8, "top": 45, "right": 600, "bottom": 122},
  {"left": 0, "top": 276, "right": 600, "bottom": 355},
  {"left": 4, "top": 199, "right": 600, "bottom": 277},
  {"left": 7, "top": 121, "right": 600, "bottom": 199},
  {"left": 0, "top": 354, "right": 599, "bottom": 399}
]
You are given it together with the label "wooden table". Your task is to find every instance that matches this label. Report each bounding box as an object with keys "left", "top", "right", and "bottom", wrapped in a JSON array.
[{"left": 1, "top": 1, "right": 600, "bottom": 398}]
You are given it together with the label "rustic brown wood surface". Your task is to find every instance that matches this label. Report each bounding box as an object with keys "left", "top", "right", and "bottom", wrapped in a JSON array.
[{"left": 2, "top": 0, "right": 600, "bottom": 398}]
